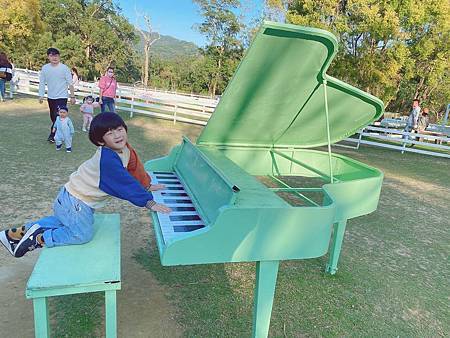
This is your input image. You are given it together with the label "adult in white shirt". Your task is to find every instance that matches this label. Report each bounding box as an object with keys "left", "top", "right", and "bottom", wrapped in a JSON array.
[{"left": 38, "top": 48, "right": 76, "bottom": 143}]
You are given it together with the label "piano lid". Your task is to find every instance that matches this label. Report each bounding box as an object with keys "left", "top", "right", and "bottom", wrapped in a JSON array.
[{"left": 197, "top": 22, "right": 384, "bottom": 149}]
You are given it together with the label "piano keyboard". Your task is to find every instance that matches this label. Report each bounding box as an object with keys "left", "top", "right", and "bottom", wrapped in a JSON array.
[{"left": 148, "top": 171, "right": 206, "bottom": 244}]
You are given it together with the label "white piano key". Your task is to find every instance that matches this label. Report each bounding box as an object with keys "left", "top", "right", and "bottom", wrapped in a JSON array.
[
  {"left": 149, "top": 171, "right": 208, "bottom": 245},
  {"left": 169, "top": 220, "right": 204, "bottom": 226}
]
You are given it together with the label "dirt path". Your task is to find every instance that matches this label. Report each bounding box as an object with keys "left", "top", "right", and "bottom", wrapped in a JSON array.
[
  {"left": 0, "top": 210, "right": 183, "bottom": 338},
  {"left": 0, "top": 253, "right": 37, "bottom": 337},
  {"left": 0, "top": 98, "right": 186, "bottom": 337}
]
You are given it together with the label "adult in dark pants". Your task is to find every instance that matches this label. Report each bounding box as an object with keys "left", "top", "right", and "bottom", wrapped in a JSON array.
[
  {"left": 38, "top": 48, "right": 76, "bottom": 142},
  {"left": 98, "top": 67, "right": 118, "bottom": 113},
  {"left": 0, "top": 52, "right": 13, "bottom": 102}
]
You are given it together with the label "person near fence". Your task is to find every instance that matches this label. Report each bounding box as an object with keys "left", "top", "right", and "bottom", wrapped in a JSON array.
[
  {"left": 53, "top": 105, "right": 74, "bottom": 153},
  {"left": 8, "top": 61, "right": 17, "bottom": 99},
  {"left": 80, "top": 95, "right": 100, "bottom": 131},
  {"left": 38, "top": 48, "right": 76, "bottom": 143},
  {"left": 71, "top": 67, "right": 80, "bottom": 88},
  {"left": 98, "top": 67, "right": 117, "bottom": 113},
  {"left": 403, "top": 99, "right": 421, "bottom": 141},
  {"left": 0, "top": 52, "right": 13, "bottom": 102},
  {"left": 0, "top": 113, "right": 171, "bottom": 258},
  {"left": 416, "top": 108, "right": 430, "bottom": 143}
]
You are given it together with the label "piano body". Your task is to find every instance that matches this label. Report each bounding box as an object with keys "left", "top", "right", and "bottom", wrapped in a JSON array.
[{"left": 145, "top": 22, "right": 384, "bottom": 338}]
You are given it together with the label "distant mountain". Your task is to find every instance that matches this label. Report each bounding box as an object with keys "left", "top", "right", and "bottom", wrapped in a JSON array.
[{"left": 135, "top": 30, "right": 200, "bottom": 60}]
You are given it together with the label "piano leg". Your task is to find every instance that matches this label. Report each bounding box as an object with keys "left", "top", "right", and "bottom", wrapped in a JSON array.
[
  {"left": 252, "top": 260, "right": 280, "bottom": 338},
  {"left": 326, "top": 220, "right": 348, "bottom": 275}
]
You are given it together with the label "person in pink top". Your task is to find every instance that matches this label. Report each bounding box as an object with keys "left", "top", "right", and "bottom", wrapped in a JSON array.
[{"left": 98, "top": 66, "right": 117, "bottom": 113}]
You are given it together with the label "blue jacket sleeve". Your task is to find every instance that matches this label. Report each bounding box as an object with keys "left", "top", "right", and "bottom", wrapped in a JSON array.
[{"left": 99, "top": 147, "right": 154, "bottom": 207}]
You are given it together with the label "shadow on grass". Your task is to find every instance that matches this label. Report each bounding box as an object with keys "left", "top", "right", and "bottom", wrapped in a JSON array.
[
  {"left": 51, "top": 293, "right": 104, "bottom": 338},
  {"left": 133, "top": 241, "right": 255, "bottom": 337}
]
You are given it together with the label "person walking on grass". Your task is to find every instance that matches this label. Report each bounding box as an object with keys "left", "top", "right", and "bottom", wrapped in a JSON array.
[
  {"left": 98, "top": 66, "right": 118, "bottom": 113},
  {"left": 0, "top": 113, "right": 170, "bottom": 258},
  {"left": 403, "top": 98, "right": 421, "bottom": 142},
  {"left": 0, "top": 52, "right": 13, "bottom": 102},
  {"left": 53, "top": 105, "right": 75, "bottom": 153},
  {"left": 38, "top": 48, "right": 76, "bottom": 143}
]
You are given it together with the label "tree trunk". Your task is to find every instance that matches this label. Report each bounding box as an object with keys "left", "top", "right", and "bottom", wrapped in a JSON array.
[
  {"left": 143, "top": 45, "right": 150, "bottom": 87},
  {"left": 211, "top": 53, "right": 223, "bottom": 97}
]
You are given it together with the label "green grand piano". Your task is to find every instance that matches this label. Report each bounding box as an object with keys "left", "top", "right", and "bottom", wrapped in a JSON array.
[{"left": 145, "top": 22, "right": 384, "bottom": 338}]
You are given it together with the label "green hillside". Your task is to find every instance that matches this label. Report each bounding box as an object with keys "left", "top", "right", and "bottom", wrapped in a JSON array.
[{"left": 135, "top": 31, "right": 200, "bottom": 60}]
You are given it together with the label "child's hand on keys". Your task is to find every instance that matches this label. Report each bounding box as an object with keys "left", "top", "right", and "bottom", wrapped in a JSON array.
[
  {"left": 146, "top": 201, "right": 171, "bottom": 213},
  {"left": 148, "top": 183, "right": 166, "bottom": 191}
]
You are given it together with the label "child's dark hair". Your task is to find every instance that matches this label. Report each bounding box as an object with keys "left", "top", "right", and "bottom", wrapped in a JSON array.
[
  {"left": 57, "top": 105, "right": 68, "bottom": 113},
  {"left": 83, "top": 95, "right": 94, "bottom": 103},
  {"left": 89, "top": 113, "right": 127, "bottom": 146}
]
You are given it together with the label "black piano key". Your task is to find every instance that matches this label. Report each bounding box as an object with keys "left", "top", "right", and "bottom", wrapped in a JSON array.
[
  {"left": 153, "top": 171, "right": 174, "bottom": 175},
  {"left": 164, "top": 199, "right": 192, "bottom": 204},
  {"left": 158, "top": 180, "right": 181, "bottom": 184},
  {"left": 170, "top": 207, "right": 196, "bottom": 212},
  {"left": 156, "top": 176, "right": 178, "bottom": 180},
  {"left": 166, "top": 186, "right": 184, "bottom": 191},
  {"left": 161, "top": 192, "right": 188, "bottom": 197},
  {"left": 173, "top": 225, "right": 205, "bottom": 232},
  {"left": 169, "top": 214, "right": 201, "bottom": 221}
]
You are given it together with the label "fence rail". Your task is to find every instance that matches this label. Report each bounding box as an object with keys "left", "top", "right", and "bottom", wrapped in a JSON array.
[
  {"left": 12, "top": 68, "right": 218, "bottom": 126},
  {"left": 337, "top": 125, "right": 450, "bottom": 158},
  {"left": 9, "top": 69, "right": 450, "bottom": 158}
]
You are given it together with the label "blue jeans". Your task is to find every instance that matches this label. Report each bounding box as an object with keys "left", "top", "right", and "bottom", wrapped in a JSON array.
[
  {"left": 0, "top": 79, "right": 6, "bottom": 100},
  {"left": 101, "top": 96, "right": 116, "bottom": 113},
  {"left": 24, "top": 187, "right": 95, "bottom": 247},
  {"left": 403, "top": 124, "right": 415, "bottom": 140}
]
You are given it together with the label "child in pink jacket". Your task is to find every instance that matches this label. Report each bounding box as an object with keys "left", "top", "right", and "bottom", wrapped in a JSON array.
[{"left": 80, "top": 95, "right": 100, "bottom": 131}]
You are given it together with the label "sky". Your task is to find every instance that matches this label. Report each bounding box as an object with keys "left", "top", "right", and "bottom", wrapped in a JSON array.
[{"left": 117, "top": 0, "right": 265, "bottom": 47}]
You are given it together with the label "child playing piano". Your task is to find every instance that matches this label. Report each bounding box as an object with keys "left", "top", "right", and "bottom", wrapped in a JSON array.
[{"left": 0, "top": 113, "right": 171, "bottom": 257}]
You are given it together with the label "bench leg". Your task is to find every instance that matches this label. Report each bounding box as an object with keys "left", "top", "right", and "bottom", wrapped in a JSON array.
[
  {"left": 33, "top": 297, "right": 50, "bottom": 338},
  {"left": 105, "top": 290, "right": 117, "bottom": 338}
]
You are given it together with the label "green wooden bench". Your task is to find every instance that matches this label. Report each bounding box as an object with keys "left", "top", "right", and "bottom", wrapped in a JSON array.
[{"left": 26, "top": 213, "right": 121, "bottom": 338}]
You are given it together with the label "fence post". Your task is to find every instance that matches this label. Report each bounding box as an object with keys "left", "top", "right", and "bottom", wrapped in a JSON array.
[
  {"left": 356, "top": 129, "right": 363, "bottom": 149},
  {"left": 401, "top": 131, "right": 408, "bottom": 154},
  {"left": 26, "top": 73, "right": 31, "bottom": 94},
  {"left": 173, "top": 104, "right": 177, "bottom": 125},
  {"left": 9, "top": 80, "right": 15, "bottom": 98},
  {"left": 130, "top": 91, "right": 135, "bottom": 118}
]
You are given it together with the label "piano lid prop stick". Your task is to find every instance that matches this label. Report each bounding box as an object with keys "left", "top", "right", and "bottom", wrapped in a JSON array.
[{"left": 323, "top": 78, "right": 334, "bottom": 183}]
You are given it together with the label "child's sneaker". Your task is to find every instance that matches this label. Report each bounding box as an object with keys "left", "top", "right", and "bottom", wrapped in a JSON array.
[
  {"left": 82, "top": 127, "right": 87, "bottom": 132},
  {"left": 56, "top": 144, "right": 62, "bottom": 151},
  {"left": 0, "top": 229, "right": 19, "bottom": 256},
  {"left": 14, "top": 224, "right": 45, "bottom": 258},
  {"left": 66, "top": 147, "right": 72, "bottom": 153}
]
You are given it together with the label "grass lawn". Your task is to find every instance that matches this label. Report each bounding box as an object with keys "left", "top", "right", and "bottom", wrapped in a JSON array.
[{"left": 1, "top": 96, "right": 449, "bottom": 337}]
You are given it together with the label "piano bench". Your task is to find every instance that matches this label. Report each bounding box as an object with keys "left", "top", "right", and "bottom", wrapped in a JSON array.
[{"left": 25, "top": 214, "right": 121, "bottom": 338}]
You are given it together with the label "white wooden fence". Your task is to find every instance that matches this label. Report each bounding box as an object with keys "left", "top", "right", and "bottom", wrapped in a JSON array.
[
  {"left": 337, "top": 125, "right": 450, "bottom": 159},
  {"left": 9, "top": 69, "right": 450, "bottom": 158},
  {"left": 12, "top": 68, "right": 218, "bottom": 126}
]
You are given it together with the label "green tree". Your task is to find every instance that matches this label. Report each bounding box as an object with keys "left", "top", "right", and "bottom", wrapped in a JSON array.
[
  {"left": 0, "top": 0, "right": 44, "bottom": 63},
  {"left": 283, "top": 0, "right": 449, "bottom": 119},
  {"left": 193, "top": 0, "right": 244, "bottom": 96},
  {"left": 34, "top": 0, "right": 140, "bottom": 81}
]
